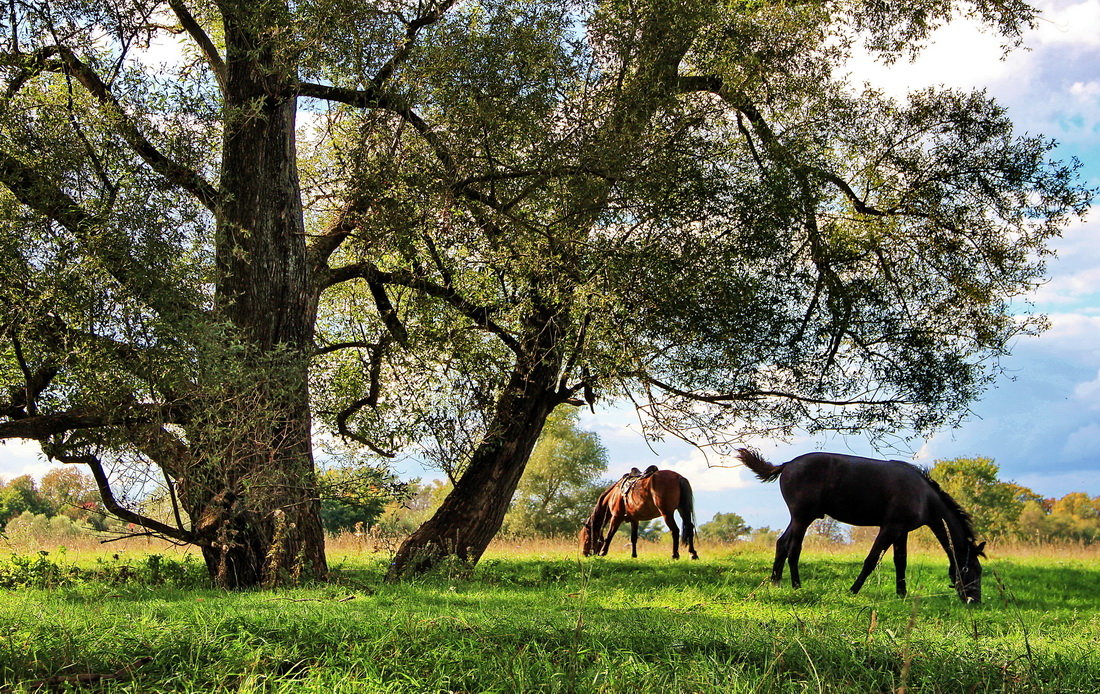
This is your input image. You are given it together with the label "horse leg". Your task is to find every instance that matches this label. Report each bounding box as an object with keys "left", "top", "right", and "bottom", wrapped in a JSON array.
[
  {"left": 850, "top": 527, "right": 897, "bottom": 594},
  {"left": 772, "top": 520, "right": 808, "bottom": 587},
  {"left": 600, "top": 516, "right": 625, "bottom": 556},
  {"left": 663, "top": 513, "right": 681, "bottom": 560},
  {"left": 785, "top": 521, "right": 810, "bottom": 589},
  {"left": 893, "top": 532, "right": 909, "bottom": 597},
  {"left": 630, "top": 521, "right": 639, "bottom": 558},
  {"left": 771, "top": 524, "right": 793, "bottom": 585},
  {"left": 681, "top": 509, "right": 698, "bottom": 560}
]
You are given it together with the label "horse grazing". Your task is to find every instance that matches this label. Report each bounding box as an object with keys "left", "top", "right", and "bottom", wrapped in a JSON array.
[
  {"left": 738, "top": 448, "right": 985, "bottom": 603},
  {"left": 581, "top": 469, "right": 698, "bottom": 560}
]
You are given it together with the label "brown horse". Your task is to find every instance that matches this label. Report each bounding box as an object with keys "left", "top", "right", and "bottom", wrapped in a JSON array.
[
  {"left": 738, "top": 448, "right": 985, "bottom": 603},
  {"left": 581, "top": 469, "right": 698, "bottom": 560}
]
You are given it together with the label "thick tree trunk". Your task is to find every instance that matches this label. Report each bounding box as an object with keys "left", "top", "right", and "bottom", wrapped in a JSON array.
[
  {"left": 388, "top": 326, "right": 564, "bottom": 579},
  {"left": 185, "top": 2, "right": 326, "bottom": 589}
]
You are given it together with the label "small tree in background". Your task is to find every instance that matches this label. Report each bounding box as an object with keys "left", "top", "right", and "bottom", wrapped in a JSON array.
[
  {"left": 38, "top": 468, "right": 99, "bottom": 519},
  {"left": 372, "top": 480, "right": 453, "bottom": 540},
  {"left": 809, "top": 517, "right": 849, "bottom": 544},
  {"left": 930, "top": 457, "right": 1036, "bottom": 539},
  {"left": 699, "top": 512, "right": 753, "bottom": 542},
  {"left": 503, "top": 410, "right": 609, "bottom": 537},
  {"left": 318, "top": 466, "right": 407, "bottom": 535},
  {"left": 0, "top": 476, "right": 50, "bottom": 527}
]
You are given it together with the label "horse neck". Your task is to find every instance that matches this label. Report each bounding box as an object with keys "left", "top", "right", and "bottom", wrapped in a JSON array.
[
  {"left": 933, "top": 496, "right": 974, "bottom": 562},
  {"left": 589, "top": 490, "right": 613, "bottom": 530}
]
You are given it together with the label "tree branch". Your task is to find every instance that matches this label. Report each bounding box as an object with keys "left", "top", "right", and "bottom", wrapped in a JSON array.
[
  {"left": 372, "top": 0, "right": 459, "bottom": 86},
  {"left": 167, "top": 0, "right": 226, "bottom": 92},
  {"left": 0, "top": 149, "right": 202, "bottom": 322},
  {"left": 323, "top": 261, "right": 521, "bottom": 355},
  {"left": 53, "top": 452, "right": 198, "bottom": 545},
  {"left": 0, "top": 404, "right": 188, "bottom": 441},
  {"left": 297, "top": 81, "right": 506, "bottom": 213},
  {"left": 641, "top": 375, "right": 908, "bottom": 408},
  {"left": 0, "top": 46, "right": 219, "bottom": 211}
]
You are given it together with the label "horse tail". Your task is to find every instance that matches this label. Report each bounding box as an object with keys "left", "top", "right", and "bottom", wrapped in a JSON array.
[
  {"left": 737, "top": 447, "right": 784, "bottom": 483},
  {"left": 678, "top": 475, "right": 696, "bottom": 545}
]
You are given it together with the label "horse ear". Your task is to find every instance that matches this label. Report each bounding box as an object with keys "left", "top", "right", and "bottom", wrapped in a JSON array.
[{"left": 976, "top": 541, "right": 986, "bottom": 557}]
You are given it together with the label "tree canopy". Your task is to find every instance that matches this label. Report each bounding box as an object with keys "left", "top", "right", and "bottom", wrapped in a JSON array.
[{"left": 0, "top": 0, "right": 1092, "bottom": 582}]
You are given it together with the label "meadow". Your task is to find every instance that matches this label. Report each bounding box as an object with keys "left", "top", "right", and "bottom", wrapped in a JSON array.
[{"left": 0, "top": 535, "right": 1097, "bottom": 693}]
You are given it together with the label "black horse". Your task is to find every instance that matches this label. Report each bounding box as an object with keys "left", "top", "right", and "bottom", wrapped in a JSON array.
[{"left": 738, "top": 448, "right": 985, "bottom": 603}]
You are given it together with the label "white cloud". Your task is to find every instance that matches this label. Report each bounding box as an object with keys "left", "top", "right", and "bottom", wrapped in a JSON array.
[
  {"left": 0, "top": 439, "right": 50, "bottom": 482},
  {"left": 845, "top": 18, "right": 1022, "bottom": 98},
  {"left": 1069, "top": 80, "right": 1100, "bottom": 100},
  {"left": 1033, "top": 1, "right": 1100, "bottom": 47},
  {"left": 651, "top": 447, "right": 750, "bottom": 493},
  {"left": 1061, "top": 421, "right": 1100, "bottom": 460},
  {"left": 1072, "top": 369, "right": 1100, "bottom": 407}
]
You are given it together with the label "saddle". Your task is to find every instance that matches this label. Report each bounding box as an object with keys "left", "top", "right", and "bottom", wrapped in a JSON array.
[{"left": 617, "top": 465, "right": 659, "bottom": 497}]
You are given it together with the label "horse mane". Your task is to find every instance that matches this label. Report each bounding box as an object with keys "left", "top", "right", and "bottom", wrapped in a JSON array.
[
  {"left": 917, "top": 466, "right": 979, "bottom": 546},
  {"left": 584, "top": 483, "right": 615, "bottom": 534}
]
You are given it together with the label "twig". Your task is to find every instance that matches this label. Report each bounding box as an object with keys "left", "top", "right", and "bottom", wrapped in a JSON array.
[{"left": 2, "top": 656, "right": 153, "bottom": 692}]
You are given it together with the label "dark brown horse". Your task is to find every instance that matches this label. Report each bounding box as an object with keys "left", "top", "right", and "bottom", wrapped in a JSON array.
[
  {"left": 738, "top": 448, "right": 985, "bottom": 603},
  {"left": 581, "top": 469, "right": 698, "bottom": 560}
]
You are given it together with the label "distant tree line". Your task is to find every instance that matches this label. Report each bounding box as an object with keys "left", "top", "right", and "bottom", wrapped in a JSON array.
[
  {"left": 930, "top": 457, "right": 1099, "bottom": 544},
  {"left": 9, "top": 444, "right": 1096, "bottom": 548}
]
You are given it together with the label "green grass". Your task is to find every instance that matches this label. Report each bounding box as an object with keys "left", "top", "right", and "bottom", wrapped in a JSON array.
[{"left": 0, "top": 544, "right": 1097, "bottom": 692}]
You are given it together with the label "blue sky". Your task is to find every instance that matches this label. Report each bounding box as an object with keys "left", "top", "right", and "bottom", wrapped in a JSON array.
[{"left": 2, "top": 0, "right": 1099, "bottom": 533}]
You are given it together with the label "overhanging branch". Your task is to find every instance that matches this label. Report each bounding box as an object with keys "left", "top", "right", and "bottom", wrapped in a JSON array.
[
  {"left": 323, "top": 261, "right": 522, "bottom": 355},
  {"left": 641, "top": 375, "right": 909, "bottom": 408},
  {"left": 168, "top": 0, "right": 226, "bottom": 93},
  {"left": 53, "top": 452, "right": 198, "bottom": 545},
  {"left": 0, "top": 404, "right": 188, "bottom": 441},
  {"left": 0, "top": 46, "right": 219, "bottom": 211}
]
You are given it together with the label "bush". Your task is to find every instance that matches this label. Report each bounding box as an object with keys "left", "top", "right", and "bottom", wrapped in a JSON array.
[{"left": 3, "top": 511, "right": 97, "bottom": 544}]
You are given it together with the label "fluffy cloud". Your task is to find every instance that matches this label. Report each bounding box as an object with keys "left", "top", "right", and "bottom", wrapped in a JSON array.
[
  {"left": 651, "top": 447, "right": 751, "bottom": 493},
  {"left": 0, "top": 439, "right": 50, "bottom": 481}
]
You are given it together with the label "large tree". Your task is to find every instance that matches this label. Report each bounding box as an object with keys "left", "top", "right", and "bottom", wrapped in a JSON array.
[
  {"left": 0, "top": 0, "right": 1091, "bottom": 585},
  {"left": 0, "top": 0, "right": 474, "bottom": 587},
  {"left": 299, "top": 0, "right": 1090, "bottom": 577}
]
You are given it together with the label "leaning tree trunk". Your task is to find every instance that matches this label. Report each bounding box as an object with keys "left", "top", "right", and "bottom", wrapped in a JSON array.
[
  {"left": 186, "top": 1, "right": 326, "bottom": 588},
  {"left": 388, "top": 325, "right": 565, "bottom": 579}
]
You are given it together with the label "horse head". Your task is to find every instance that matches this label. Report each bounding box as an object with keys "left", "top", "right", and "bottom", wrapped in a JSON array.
[
  {"left": 953, "top": 540, "right": 986, "bottom": 604},
  {"left": 579, "top": 521, "right": 600, "bottom": 556}
]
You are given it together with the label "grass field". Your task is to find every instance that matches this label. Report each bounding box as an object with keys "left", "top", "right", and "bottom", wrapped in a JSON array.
[{"left": 0, "top": 537, "right": 1097, "bottom": 693}]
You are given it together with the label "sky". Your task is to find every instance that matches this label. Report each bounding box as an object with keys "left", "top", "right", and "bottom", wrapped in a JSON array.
[{"left": 2, "top": 0, "right": 1099, "bottom": 532}]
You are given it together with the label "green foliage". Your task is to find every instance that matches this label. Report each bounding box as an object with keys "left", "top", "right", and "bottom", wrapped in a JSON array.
[
  {"left": 699, "top": 511, "right": 753, "bottom": 541},
  {"left": 0, "top": 475, "right": 51, "bottom": 526},
  {"left": 0, "top": 551, "right": 206, "bottom": 589},
  {"left": 931, "top": 457, "right": 1033, "bottom": 538},
  {"left": 2, "top": 511, "right": 95, "bottom": 544},
  {"left": 502, "top": 409, "right": 610, "bottom": 537},
  {"left": 931, "top": 457, "right": 1100, "bottom": 543},
  {"left": 318, "top": 465, "right": 406, "bottom": 535},
  {"left": 371, "top": 479, "right": 452, "bottom": 539}
]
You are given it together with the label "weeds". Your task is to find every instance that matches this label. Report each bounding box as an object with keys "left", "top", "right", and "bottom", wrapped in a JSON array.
[{"left": 0, "top": 550, "right": 207, "bottom": 589}]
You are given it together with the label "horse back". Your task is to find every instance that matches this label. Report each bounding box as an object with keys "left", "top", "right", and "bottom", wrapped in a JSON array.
[
  {"left": 780, "top": 453, "right": 938, "bottom": 529},
  {"left": 609, "top": 469, "right": 682, "bottom": 522}
]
